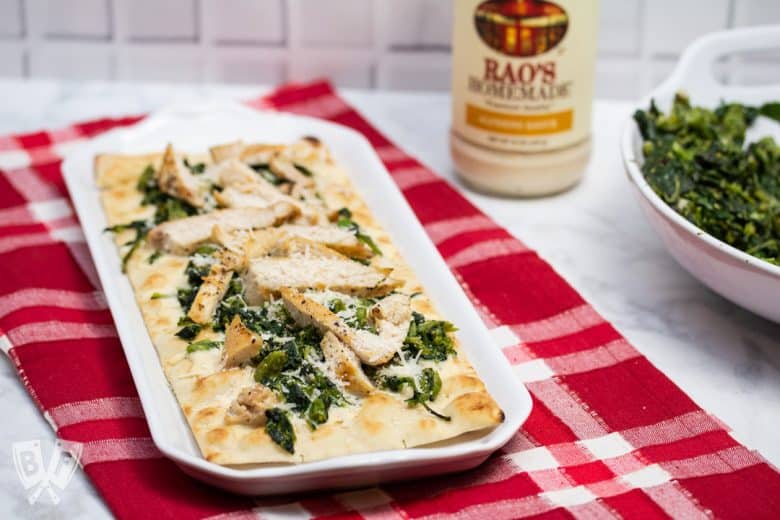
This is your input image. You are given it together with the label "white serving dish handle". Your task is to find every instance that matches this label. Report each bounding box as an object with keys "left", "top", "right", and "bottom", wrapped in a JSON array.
[{"left": 654, "top": 25, "right": 780, "bottom": 104}]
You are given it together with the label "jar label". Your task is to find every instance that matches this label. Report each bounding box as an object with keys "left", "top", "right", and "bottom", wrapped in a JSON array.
[
  {"left": 452, "top": 0, "right": 598, "bottom": 153},
  {"left": 466, "top": 104, "right": 573, "bottom": 135}
]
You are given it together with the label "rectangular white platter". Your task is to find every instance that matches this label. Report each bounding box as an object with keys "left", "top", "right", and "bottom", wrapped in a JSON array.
[{"left": 61, "top": 101, "right": 532, "bottom": 495}]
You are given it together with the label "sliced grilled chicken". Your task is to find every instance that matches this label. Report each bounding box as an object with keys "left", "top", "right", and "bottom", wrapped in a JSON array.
[
  {"left": 282, "top": 136, "right": 328, "bottom": 163},
  {"left": 243, "top": 253, "right": 400, "bottom": 304},
  {"left": 225, "top": 385, "right": 278, "bottom": 426},
  {"left": 213, "top": 185, "right": 273, "bottom": 210},
  {"left": 209, "top": 140, "right": 244, "bottom": 164},
  {"left": 209, "top": 227, "right": 251, "bottom": 271},
  {"left": 268, "top": 236, "right": 347, "bottom": 260},
  {"left": 279, "top": 288, "right": 402, "bottom": 366},
  {"left": 209, "top": 140, "right": 287, "bottom": 166},
  {"left": 213, "top": 228, "right": 314, "bottom": 262},
  {"left": 148, "top": 202, "right": 297, "bottom": 255},
  {"left": 215, "top": 159, "right": 321, "bottom": 223},
  {"left": 240, "top": 143, "right": 285, "bottom": 165},
  {"left": 369, "top": 293, "right": 412, "bottom": 347},
  {"left": 223, "top": 315, "right": 262, "bottom": 368},
  {"left": 210, "top": 138, "right": 323, "bottom": 166},
  {"left": 156, "top": 143, "right": 205, "bottom": 208},
  {"left": 212, "top": 227, "right": 368, "bottom": 265},
  {"left": 214, "top": 247, "right": 246, "bottom": 274},
  {"left": 269, "top": 157, "right": 314, "bottom": 187},
  {"left": 320, "top": 331, "right": 374, "bottom": 396},
  {"left": 209, "top": 226, "right": 287, "bottom": 271},
  {"left": 279, "top": 224, "right": 372, "bottom": 259},
  {"left": 211, "top": 227, "right": 299, "bottom": 263},
  {"left": 211, "top": 225, "right": 248, "bottom": 251},
  {"left": 214, "top": 159, "right": 259, "bottom": 187},
  {"left": 187, "top": 263, "right": 233, "bottom": 324}
]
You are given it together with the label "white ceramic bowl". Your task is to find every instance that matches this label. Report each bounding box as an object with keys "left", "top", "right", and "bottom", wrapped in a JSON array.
[{"left": 621, "top": 26, "right": 780, "bottom": 323}]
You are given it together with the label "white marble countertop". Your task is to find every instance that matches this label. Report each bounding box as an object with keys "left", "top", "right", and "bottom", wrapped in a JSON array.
[{"left": 1, "top": 80, "right": 778, "bottom": 518}]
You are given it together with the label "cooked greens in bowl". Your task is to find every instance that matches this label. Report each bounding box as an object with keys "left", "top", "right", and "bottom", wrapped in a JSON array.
[{"left": 634, "top": 92, "right": 780, "bottom": 265}]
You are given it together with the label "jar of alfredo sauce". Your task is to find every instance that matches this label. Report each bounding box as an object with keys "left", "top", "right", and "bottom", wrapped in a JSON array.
[{"left": 450, "top": 0, "right": 599, "bottom": 196}]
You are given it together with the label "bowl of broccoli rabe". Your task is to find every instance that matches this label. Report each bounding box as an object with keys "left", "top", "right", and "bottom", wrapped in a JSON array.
[
  {"left": 623, "top": 91, "right": 780, "bottom": 322},
  {"left": 635, "top": 92, "right": 780, "bottom": 265},
  {"left": 622, "top": 25, "right": 780, "bottom": 322}
]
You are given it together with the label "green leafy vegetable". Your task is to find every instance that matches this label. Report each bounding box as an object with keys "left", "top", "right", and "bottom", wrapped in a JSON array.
[
  {"left": 327, "top": 296, "right": 375, "bottom": 332},
  {"left": 261, "top": 358, "right": 348, "bottom": 433},
  {"left": 150, "top": 292, "right": 167, "bottom": 300},
  {"left": 381, "top": 375, "right": 415, "bottom": 394},
  {"left": 192, "top": 244, "right": 219, "bottom": 256},
  {"left": 265, "top": 408, "right": 296, "bottom": 454},
  {"left": 760, "top": 102, "right": 780, "bottom": 122},
  {"left": 211, "top": 294, "right": 246, "bottom": 331},
  {"left": 416, "top": 367, "right": 442, "bottom": 402},
  {"left": 210, "top": 277, "right": 244, "bottom": 330},
  {"left": 336, "top": 207, "right": 382, "bottom": 255},
  {"left": 635, "top": 92, "right": 780, "bottom": 265},
  {"left": 175, "top": 316, "right": 202, "bottom": 340},
  {"left": 136, "top": 164, "right": 155, "bottom": 192},
  {"left": 254, "top": 350, "right": 288, "bottom": 383},
  {"left": 307, "top": 396, "right": 328, "bottom": 426},
  {"left": 136, "top": 164, "right": 199, "bottom": 224},
  {"left": 249, "top": 163, "right": 289, "bottom": 187},
  {"left": 176, "top": 286, "right": 199, "bottom": 314},
  {"left": 380, "top": 368, "right": 450, "bottom": 421},
  {"left": 296, "top": 326, "right": 325, "bottom": 362},
  {"left": 299, "top": 364, "right": 346, "bottom": 408},
  {"left": 354, "top": 306, "right": 368, "bottom": 328},
  {"left": 147, "top": 250, "right": 162, "bottom": 264},
  {"left": 328, "top": 298, "right": 346, "bottom": 313},
  {"left": 183, "top": 157, "right": 206, "bottom": 174},
  {"left": 186, "top": 339, "right": 221, "bottom": 353},
  {"left": 269, "top": 375, "right": 310, "bottom": 413},
  {"left": 176, "top": 256, "right": 214, "bottom": 313},
  {"left": 212, "top": 294, "right": 301, "bottom": 341},
  {"left": 293, "top": 163, "right": 314, "bottom": 177},
  {"left": 104, "top": 220, "right": 150, "bottom": 272},
  {"left": 403, "top": 312, "right": 457, "bottom": 362}
]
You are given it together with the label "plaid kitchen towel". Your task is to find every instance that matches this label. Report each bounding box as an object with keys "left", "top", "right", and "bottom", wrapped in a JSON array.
[{"left": 1, "top": 80, "right": 779, "bottom": 519}]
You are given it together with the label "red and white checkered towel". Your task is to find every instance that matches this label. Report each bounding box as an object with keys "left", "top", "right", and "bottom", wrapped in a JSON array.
[{"left": 1, "top": 81, "right": 778, "bottom": 519}]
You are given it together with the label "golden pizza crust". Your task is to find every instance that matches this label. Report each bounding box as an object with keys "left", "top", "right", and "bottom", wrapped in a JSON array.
[{"left": 96, "top": 141, "right": 503, "bottom": 466}]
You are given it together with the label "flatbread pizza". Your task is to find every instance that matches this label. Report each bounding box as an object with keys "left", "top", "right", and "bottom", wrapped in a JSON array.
[{"left": 97, "top": 136, "right": 503, "bottom": 465}]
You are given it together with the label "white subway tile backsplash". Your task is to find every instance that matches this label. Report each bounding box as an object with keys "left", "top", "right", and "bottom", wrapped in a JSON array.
[
  {"left": 29, "top": 44, "right": 111, "bottom": 79},
  {"left": 1, "top": 0, "right": 779, "bottom": 94},
  {"left": 121, "top": 0, "right": 197, "bottom": 42},
  {"left": 290, "top": 52, "right": 373, "bottom": 87},
  {"left": 598, "top": 0, "right": 640, "bottom": 55},
  {"left": 121, "top": 47, "right": 202, "bottom": 81},
  {"left": 211, "top": 51, "right": 286, "bottom": 84},
  {"left": 43, "top": 0, "right": 110, "bottom": 39},
  {"left": 734, "top": 0, "right": 780, "bottom": 26},
  {"left": 649, "top": 58, "right": 677, "bottom": 90},
  {"left": 298, "top": 0, "right": 372, "bottom": 47},
  {"left": 594, "top": 59, "right": 641, "bottom": 99},
  {"left": 0, "top": 0, "right": 23, "bottom": 37},
  {"left": 203, "top": 0, "right": 285, "bottom": 45},
  {"left": 378, "top": 53, "right": 450, "bottom": 91},
  {"left": 644, "top": 0, "right": 730, "bottom": 56},
  {"left": 0, "top": 46, "right": 23, "bottom": 75},
  {"left": 383, "top": 0, "right": 452, "bottom": 50}
]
